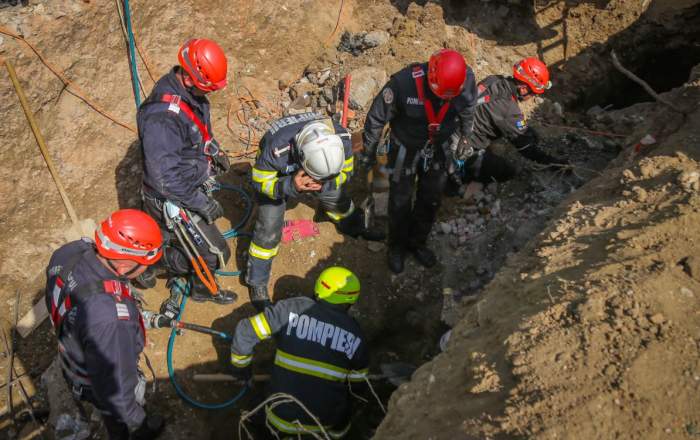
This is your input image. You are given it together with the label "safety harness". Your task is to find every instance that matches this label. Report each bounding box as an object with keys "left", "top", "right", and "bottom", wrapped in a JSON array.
[
  {"left": 160, "top": 94, "right": 221, "bottom": 159},
  {"left": 412, "top": 65, "right": 452, "bottom": 171},
  {"left": 49, "top": 246, "right": 145, "bottom": 389}
]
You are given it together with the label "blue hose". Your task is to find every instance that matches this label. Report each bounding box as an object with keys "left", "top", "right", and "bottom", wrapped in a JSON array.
[
  {"left": 167, "top": 182, "right": 253, "bottom": 409},
  {"left": 167, "top": 291, "right": 249, "bottom": 409},
  {"left": 214, "top": 182, "right": 253, "bottom": 277},
  {"left": 122, "top": 0, "right": 141, "bottom": 108}
]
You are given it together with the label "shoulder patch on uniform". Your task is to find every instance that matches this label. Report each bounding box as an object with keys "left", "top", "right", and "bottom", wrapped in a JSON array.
[
  {"left": 273, "top": 144, "right": 291, "bottom": 157},
  {"left": 411, "top": 67, "right": 425, "bottom": 78},
  {"left": 116, "top": 303, "right": 130, "bottom": 320},
  {"left": 382, "top": 88, "right": 394, "bottom": 104},
  {"left": 516, "top": 119, "right": 527, "bottom": 130}
]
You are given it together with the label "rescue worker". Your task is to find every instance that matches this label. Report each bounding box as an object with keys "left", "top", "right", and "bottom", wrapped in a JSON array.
[
  {"left": 230, "top": 266, "right": 369, "bottom": 438},
  {"left": 360, "top": 49, "right": 477, "bottom": 274},
  {"left": 454, "top": 57, "right": 560, "bottom": 185},
  {"left": 45, "top": 209, "right": 165, "bottom": 439},
  {"left": 137, "top": 38, "right": 237, "bottom": 304},
  {"left": 246, "top": 113, "right": 384, "bottom": 310}
]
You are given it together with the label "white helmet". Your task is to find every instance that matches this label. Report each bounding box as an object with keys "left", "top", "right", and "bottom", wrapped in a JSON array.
[{"left": 295, "top": 120, "right": 345, "bottom": 181}]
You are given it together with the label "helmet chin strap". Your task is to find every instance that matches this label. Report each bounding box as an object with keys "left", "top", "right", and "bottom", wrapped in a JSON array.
[
  {"left": 106, "top": 259, "right": 143, "bottom": 281},
  {"left": 516, "top": 84, "right": 532, "bottom": 101}
]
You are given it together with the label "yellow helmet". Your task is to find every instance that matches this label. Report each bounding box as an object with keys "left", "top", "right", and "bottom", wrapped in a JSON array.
[{"left": 314, "top": 266, "right": 361, "bottom": 305}]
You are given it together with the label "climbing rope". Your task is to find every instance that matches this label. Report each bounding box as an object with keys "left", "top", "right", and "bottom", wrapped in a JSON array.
[
  {"left": 114, "top": 0, "right": 147, "bottom": 99},
  {"left": 120, "top": 0, "right": 141, "bottom": 108},
  {"left": 238, "top": 393, "right": 333, "bottom": 440}
]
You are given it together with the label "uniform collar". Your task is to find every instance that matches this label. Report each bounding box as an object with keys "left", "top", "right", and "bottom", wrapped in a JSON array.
[
  {"left": 83, "top": 247, "right": 121, "bottom": 281},
  {"left": 164, "top": 66, "right": 209, "bottom": 114},
  {"left": 505, "top": 76, "right": 521, "bottom": 97}
]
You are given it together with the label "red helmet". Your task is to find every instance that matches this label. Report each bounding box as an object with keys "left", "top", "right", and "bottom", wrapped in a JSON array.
[
  {"left": 95, "top": 209, "right": 163, "bottom": 265},
  {"left": 513, "top": 57, "right": 551, "bottom": 94},
  {"left": 178, "top": 39, "right": 228, "bottom": 92},
  {"left": 428, "top": 49, "right": 467, "bottom": 99}
]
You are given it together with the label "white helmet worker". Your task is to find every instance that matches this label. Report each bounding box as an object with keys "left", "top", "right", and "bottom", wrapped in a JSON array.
[{"left": 295, "top": 120, "right": 345, "bottom": 181}]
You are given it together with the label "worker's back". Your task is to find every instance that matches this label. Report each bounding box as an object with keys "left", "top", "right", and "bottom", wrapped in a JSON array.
[{"left": 269, "top": 296, "right": 368, "bottom": 430}]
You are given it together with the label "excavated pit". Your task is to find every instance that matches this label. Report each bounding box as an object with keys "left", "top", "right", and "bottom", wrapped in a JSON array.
[{"left": 1, "top": 0, "right": 699, "bottom": 439}]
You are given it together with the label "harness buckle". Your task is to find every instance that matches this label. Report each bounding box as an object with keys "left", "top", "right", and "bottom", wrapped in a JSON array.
[
  {"left": 420, "top": 142, "right": 434, "bottom": 172},
  {"left": 203, "top": 139, "right": 219, "bottom": 157}
]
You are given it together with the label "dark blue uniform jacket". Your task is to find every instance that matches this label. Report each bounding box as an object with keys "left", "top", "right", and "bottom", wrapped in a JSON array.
[
  {"left": 45, "top": 239, "right": 146, "bottom": 429},
  {"left": 138, "top": 67, "right": 214, "bottom": 211},
  {"left": 251, "top": 113, "right": 353, "bottom": 200}
]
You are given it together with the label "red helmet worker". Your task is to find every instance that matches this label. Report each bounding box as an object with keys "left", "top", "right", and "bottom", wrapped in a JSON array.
[
  {"left": 428, "top": 49, "right": 468, "bottom": 99},
  {"left": 178, "top": 38, "right": 228, "bottom": 92},
  {"left": 513, "top": 57, "right": 551, "bottom": 95},
  {"left": 95, "top": 208, "right": 163, "bottom": 268}
]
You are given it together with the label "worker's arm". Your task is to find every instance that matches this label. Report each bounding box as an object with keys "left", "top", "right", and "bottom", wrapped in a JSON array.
[
  {"left": 141, "top": 115, "right": 209, "bottom": 211},
  {"left": 361, "top": 77, "right": 399, "bottom": 163},
  {"left": 493, "top": 99, "right": 559, "bottom": 165},
  {"left": 457, "top": 67, "right": 478, "bottom": 139},
  {"left": 250, "top": 135, "right": 299, "bottom": 200},
  {"left": 323, "top": 125, "right": 354, "bottom": 191},
  {"left": 230, "top": 298, "right": 310, "bottom": 369},
  {"left": 79, "top": 299, "right": 146, "bottom": 430}
]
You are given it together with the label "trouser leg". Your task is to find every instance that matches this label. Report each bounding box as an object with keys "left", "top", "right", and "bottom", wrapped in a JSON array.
[
  {"left": 318, "top": 186, "right": 359, "bottom": 232},
  {"left": 388, "top": 171, "right": 416, "bottom": 249},
  {"left": 68, "top": 379, "right": 130, "bottom": 440},
  {"left": 142, "top": 193, "right": 230, "bottom": 275},
  {"left": 245, "top": 196, "right": 286, "bottom": 287},
  {"left": 408, "top": 167, "right": 447, "bottom": 248}
]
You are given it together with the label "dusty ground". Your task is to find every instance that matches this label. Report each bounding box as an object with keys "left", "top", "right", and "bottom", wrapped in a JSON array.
[{"left": 1, "top": 0, "right": 699, "bottom": 439}]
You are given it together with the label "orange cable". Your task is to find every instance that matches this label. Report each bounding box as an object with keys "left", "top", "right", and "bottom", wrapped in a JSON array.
[{"left": 0, "top": 26, "right": 137, "bottom": 133}]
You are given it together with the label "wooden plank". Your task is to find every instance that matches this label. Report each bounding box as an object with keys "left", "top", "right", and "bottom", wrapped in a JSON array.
[{"left": 17, "top": 300, "right": 48, "bottom": 339}]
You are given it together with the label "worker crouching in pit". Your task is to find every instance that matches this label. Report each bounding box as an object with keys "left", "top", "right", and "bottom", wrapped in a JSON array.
[
  {"left": 245, "top": 114, "right": 384, "bottom": 311},
  {"left": 45, "top": 209, "right": 165, "bottom": 439},
  {"left": 230, "top": 267, "right": 369, "bottom": 439},
  {"left": 446, "top": 57, "right": 567, "bottom": 193},
  {"left": 137, "top": 38, "right": 238, "bottom": 304}
]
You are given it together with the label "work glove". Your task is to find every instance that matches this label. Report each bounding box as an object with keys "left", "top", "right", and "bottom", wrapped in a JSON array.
[
  {"left": 212, "top": 150, "right": 231, "bottom": 175},
  {"left": 205, "top": 138, "right": 231, "bottom": 175},
  {"left": 196, "top": 198, "right": 224, "bottom": 224},
  {"left": 454, "top": 137, "right": 475, "bottom": 161},
  {"left": 229, "top": 364, "right": 253, "bottom": 384},
  {"left": 131, "top": 414, "right": 165, "bottom": 440},
  {"left": 356, "top": 151, "right": 376, "bottom": 171}
]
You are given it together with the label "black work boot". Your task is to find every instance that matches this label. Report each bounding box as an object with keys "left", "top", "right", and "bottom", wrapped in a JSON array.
[
  {"left": 409, "top": 245, "right": 438, "bottom": 268},
  {"left": 387, "top": 246, "right": 406, "bottom": 274},
  {"left": 248, "top": 285, "right": 272, "bottom": 312},
  {"left": 337, "top": 210, "right": 386, "bottom": 242},
  {"left": 188, "top": 277, "right": 238, "bottom": 305}
]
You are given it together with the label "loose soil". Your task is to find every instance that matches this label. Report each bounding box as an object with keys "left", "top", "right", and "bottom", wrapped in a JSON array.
[{"left": 0, "top": 0, "right": 698, "bottom": 439}]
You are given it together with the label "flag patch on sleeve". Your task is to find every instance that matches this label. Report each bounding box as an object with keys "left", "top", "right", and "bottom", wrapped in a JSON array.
[{"left": 116, "top": 303, "right": 130, "bottom": 320}]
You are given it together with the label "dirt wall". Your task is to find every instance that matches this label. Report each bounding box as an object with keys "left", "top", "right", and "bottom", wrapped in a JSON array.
[{"left": 373, "top": 81, "right": 700, "bottom": 439}]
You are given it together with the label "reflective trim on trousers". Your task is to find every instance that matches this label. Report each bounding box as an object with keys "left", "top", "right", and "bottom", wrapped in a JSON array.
[
  {"left": 326, "top": 200, "right": 355, "bottom": 223},
  {"left": 231, "top": 352, "right": 253, "bottom": 367},
  {"left": 248, "top": 242, "right": 279, "bottom": 260}
]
